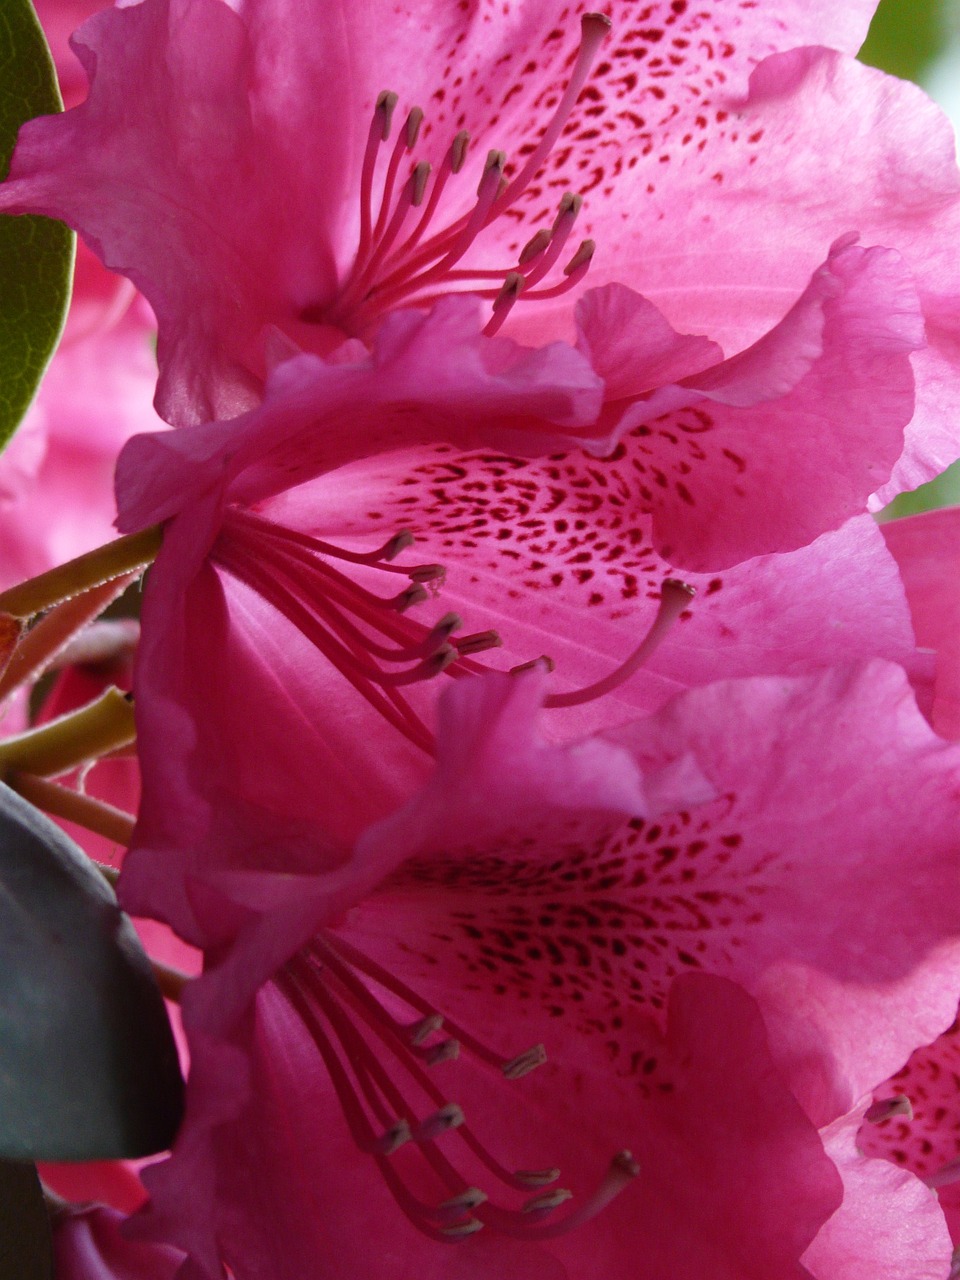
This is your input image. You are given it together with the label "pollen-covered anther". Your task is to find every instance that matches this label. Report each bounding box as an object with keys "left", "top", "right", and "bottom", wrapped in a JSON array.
[
  {"left": 865, "top": 1095, "right": 913, "bottom": 1124},
  {"left": 514, "top": 1166, "right": 562, "bottom": 1188},
  {"left": 408, "top": 563, "right": 446, "bottom": 585},
  {"left": 381, "top": 529, "right": 416, "bottom": 560},
  {"left": 522, "top": 1188, "right": 574, "bottom": 1216},
  {"left": 405, "top": 107, "right": 425, "bottom": 149},
  {"left": 440, "top": 1187, "right": 489, "bottom": 1213},
  {"left": 422, "top": 1037, "right": 461, "bottom": 1066},
  {"left": 408, "top": 1013, "right": 445, "bottom": 1045},
  {"left": 483, "top": 271, "right": 525, "bottom": 337},
  {"left": 501, "top": 1043, "right": 547, "bottom": 1080},
  {"left": 439, "top": 1217, "right": 485, "bottom": 1238},
  {"left": 519, "top": 228, "right": 552, "bottom": 266},
  {"left": 454, "top": 630, "right": 502, "bottom": 657},
  {"left": 393, "top": 584, "right": 430, "bottom": 613},
  {"left": 415, "top": 1103, "right": 466, "bottom": 1142},
  {"left": 376, "top": 1118, "right": 413, "bottom": 1155},
  {"left": 375, "top": 89, "right": 399, "bottom": 140},
  {"left": 510, "top": 655, "right": 556, "bottom": 676}
]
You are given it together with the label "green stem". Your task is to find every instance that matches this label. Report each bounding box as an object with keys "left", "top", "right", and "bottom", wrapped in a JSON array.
[
  {"left": 0, "top": 688, "right": 136, "bottom": 780},
  {"left": 0, "top": 525, "right": 162, "bottom": 620}
]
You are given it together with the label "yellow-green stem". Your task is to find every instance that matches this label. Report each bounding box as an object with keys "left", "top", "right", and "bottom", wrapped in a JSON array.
[
  {"left": 0, "top": 574, "right": 136, "bottom": 702},
  {"left": 0, "top": 687, "right": 135, "bottom": 780},
  {"left": 0, "top": 525, "right": 162, "bottom": 620}
]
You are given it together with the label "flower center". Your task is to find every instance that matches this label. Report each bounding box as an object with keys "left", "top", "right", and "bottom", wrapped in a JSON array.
[
  {"left": 213, "top": 507, "right": 694, "bottom": 752},
  {"left": 276, "top": 933, "right": 639, "bottom": 1241},
  {"left": 302, "top": 13, "right": 611, "bottom": 337}
]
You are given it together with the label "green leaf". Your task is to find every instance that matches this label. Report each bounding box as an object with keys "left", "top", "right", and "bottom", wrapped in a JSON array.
[
  {"left": 0, "top": 783, "right": 184, "bottom": 1160},
  {"left": 0, "top": 0, "right": 75, "bottom": 454},
  {"left": 0, "top": 1162, "right": 51, "bottom": 1280},
  {"left": 859, "top": 0, "right": 944, "bottom": 85}
]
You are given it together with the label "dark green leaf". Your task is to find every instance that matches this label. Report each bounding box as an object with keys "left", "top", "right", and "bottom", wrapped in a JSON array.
[
  {"left": 0, "top": 1161, "right": 52, "bottom": 1280},
  {"left": 859, "top": 0, "right": 944, "bottom": 85},
  {"left": 0, "top": 0, "right": 75, "bottom": 454},
  {"left": 0, "top": 783, "right": 184, "bottom": 1159}
]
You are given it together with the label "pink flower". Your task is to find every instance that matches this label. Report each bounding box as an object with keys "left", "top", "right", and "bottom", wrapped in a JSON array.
[
  {"left": 119, "top": 661, "right": 960, "bottom": 1277},
  {"left": 112, "top": 293, "right": 933, "bottom": 940},
  {"left": 1, "top": 0, "right": 953, "bottom": 556}
]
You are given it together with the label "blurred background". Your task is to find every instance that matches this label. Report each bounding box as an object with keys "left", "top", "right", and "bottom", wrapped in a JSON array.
[{"left": 860, "top": 0, "right": 960, "bottom": 515}]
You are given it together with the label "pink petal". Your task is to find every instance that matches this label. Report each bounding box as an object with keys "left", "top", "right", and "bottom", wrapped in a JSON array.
[
  {"left": 340, "top": 662, "right": 960, "bottom": 1129},
  {"left": 881, "top": 507, "right": 960, "bottom": 740},
  {"left": 802, "top": 1106, "right": 952, "bottom": 1280},
  {"left": 132, "top": 971, "right": 842, "bottom": 1280}
]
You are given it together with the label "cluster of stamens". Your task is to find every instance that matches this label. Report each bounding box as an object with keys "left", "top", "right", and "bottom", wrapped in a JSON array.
[
  {"left": 277, "top": 934, "right": 639, "bottom": 1241},
  {"left": 213, "top": 507, "right": 695, "bottom": 753},
  {"left": 313, "top": 13, "right": 612, "bottom": 337}
]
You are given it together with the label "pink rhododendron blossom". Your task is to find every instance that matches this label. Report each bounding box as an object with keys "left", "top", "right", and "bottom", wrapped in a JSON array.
[
  {"left": 860, "top": 1017, "right": 960, "bottom": 1248},
  {"left": 880, "top": 506, "right": 960, "bottom": 741},
  {"left": 112, "top": 299, "right": 931, "bottom": 941},
  {"left": 1, "top": 0, "right": 954, "bottom": 532},
  {"left": 120, "top": 664, "right": 960, "bottom": 1277}
]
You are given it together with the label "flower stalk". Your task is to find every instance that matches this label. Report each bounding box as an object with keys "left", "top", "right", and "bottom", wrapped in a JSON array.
[
  {"left": 0, "top": 524, "right": 162, "bottom": 620},
  {"left": 0, "top": 686, "right": 136, "bottom": 780}
]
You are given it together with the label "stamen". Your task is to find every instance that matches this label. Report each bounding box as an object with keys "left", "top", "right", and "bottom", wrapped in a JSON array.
[
  {"left": 544, "top": 578, "right": 695, "bottom": 709},
  {"left": 415, "top": 1104, "right": 465, "bottom": 1143},
  {"left": 518, "top": 228, "right": 552, "bottom": 267},
  {"left": 521, "top": 194, "right": 582, "bottom": 289},
  {"left": 279, "top": 940, "right": 634, "bottom": 1245},
  {"left": 321, "top": 15, "right": 611, "bottom": 334},
  {"left": 522, "top": 238, "right": 595, "bottom": 300},
  {"left": 454, "top": 631, "right": 502, "bottom": 658},
  {"left": 501, "top": 1044, "right": 547, "bottom": 1080},
  {"left": 358, "top": 91, "right": 400, "bottom": 263},
  {"left": 372, "top": 107, "right": 425, "bottom": 244},
  {"left": 483, "top": 272, "right": 524, "bottom": 338}
]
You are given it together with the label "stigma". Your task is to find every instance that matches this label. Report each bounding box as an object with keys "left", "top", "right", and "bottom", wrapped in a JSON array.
[{"left": 303, "top": 14, "right": 611, "bottom": 336}]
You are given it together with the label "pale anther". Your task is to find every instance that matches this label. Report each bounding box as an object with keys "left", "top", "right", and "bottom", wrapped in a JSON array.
[
  {"left": 439, "top": 1218, "right": 485, "bottom": 1238},
  {"left": 416, "top": 1103, "right": 466, "bottom": 1142},
  {"left": 501, "top": 1043, "right": 547, "bottom": 1080},
  {"left": 375, "top": 90, "right": 399, "bottom": 140},
  {"left": 408, "top": 1013, "right": 444, "bottom": 1045},
  {"left": 522, "top": 1188, "right": 573, "bottom": 1215},
  {"left": 440, "top": 1188, "right": 489, "bottom": 1212},
  {"left": 514, "top": 1167, "right": 561, "bottom": 1188},
  {"left": 405, "top": 107, "right": 424, "bottom": 149}
]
